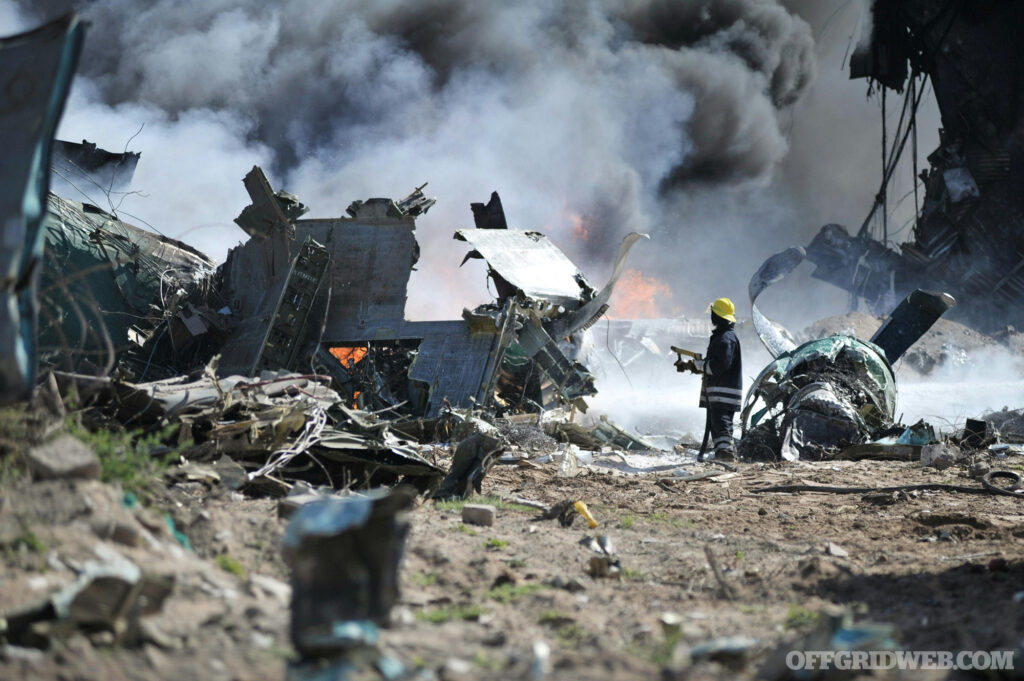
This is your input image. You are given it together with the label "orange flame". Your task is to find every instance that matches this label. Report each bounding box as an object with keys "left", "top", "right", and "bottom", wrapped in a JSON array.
[
  {"left": 568, "top": 212, "right": 590, "bottom": 241},
  {"left": 329, "top": 346, "right": 368, "bottom": 368},
  {"left": 607, "top": 269, "right": 672, "bottom": 319}
]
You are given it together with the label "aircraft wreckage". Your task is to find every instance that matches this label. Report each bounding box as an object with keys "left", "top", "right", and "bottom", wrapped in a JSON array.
[
  {"left": 740, "top": 246, "right": 956, "bottom": 462},
  {"left": 0, "top": 12, "right": 994, "bottom": 483},
  {"left": 37, "top": 165, "right": 647, "bottom": 421},
  {"left": 797, "top": 0, "right": 1024, "bottom": 334}
]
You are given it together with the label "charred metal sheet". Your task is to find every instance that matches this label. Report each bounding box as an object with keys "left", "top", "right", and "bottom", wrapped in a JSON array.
[
  {"left": 50, "top": 139, "right": 139, "bottom": 198},
  {"left": 804, "top": 0, "right": 1024, "bottom": 333},
  {"left": 470, "top": 191, "right": 508, "bottom": 230},
  {"left": 252, "top": 237, "right": 329, "bottom": 374},
  {"left": 870, "top": 290, "right": 956, "bottom": 364},
  {"left": 40, "top": 194, "right": 216, "bottom": 377},
  {"left": 405, "top": 315, "right": 515, "bottom": 417},
  {"left": 234, "top": 166, "right": 303, "bottom": 240},
  {"left": 455, "top": 229, "right": 593, "bottom": 306},
  {"left": 0, "top": 14, "right": 84, "bottom": 402},
  {"left": 295, "top": 216, "right": 419, "bottom": 339}
]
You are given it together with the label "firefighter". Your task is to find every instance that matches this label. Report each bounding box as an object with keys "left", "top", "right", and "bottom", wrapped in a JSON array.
[{"left": 677, "top": 298, "right": 742, "bottom": 461}]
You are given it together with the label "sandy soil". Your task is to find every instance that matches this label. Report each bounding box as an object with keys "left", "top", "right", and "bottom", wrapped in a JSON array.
[{"left": 2, "top": 441, "right": 1023, "bottom": 681}]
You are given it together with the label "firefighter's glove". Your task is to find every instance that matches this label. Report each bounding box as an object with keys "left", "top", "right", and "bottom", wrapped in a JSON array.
[{"left": 676, "top": 359, "right": 700, "bottom": 374}]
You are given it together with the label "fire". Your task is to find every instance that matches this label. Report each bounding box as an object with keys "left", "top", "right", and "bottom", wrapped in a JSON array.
[
  {"left": 568, "top": 212, "right": 590, "bottom": 240},
  {"left": 607, "top": 269, "right": 672, "bottom": 318},
  {"left": 329, "top": 346, "right": 368, "bottom": 368}
]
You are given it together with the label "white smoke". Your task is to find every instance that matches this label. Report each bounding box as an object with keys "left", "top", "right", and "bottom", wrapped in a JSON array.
[{"left": 2, "top": 0, "right": 817, "bottom": 320}]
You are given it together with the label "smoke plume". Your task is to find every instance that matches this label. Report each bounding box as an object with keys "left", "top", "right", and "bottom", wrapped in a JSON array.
[{"left": 2, "top": 0, "right": 816, "bottom": 319}]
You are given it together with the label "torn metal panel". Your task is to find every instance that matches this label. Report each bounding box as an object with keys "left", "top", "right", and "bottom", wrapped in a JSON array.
[
  {"left": 251, "top": 237, "right": 330, "bottom": 374},
  {"left": 234, "top": 166, "right": 303, "bottom": 240},
  {"left": 405, "top": 314, "right": 515, "bottom": 418},
  {"left": 748, "top": 246, "right": 805, "bottom": 358},
  {"left": 455, "top": 229, "right": 594, "bottom": 306},
  {"left": 589, "top": 415, "right": 658, "bottom": 451},
  {"left": 39, "top": 194, "right": 216, "bottom": 377},
  {"left": 0, "top": 14, "right": 84, "bottom": 402},
  {"left": 547, "top": 232, "right": 650, "bottom": 338},
  {"left": 295, "top": 216, "right": 419, "bottom": 338},
  {"left": 512, "top": 313, "right": 595, "bottom": 409},
  {"left": 395, "top": 183, "right": 436, "bottom": 217},
  {"left": 50, "top": 139, "right": 139, "bottom": 198},
  {"left": 805, "top": 224, "right": 904, "bottom": 313},
  {"left": 470, "top": 191, "right": 508, "bottom": 230}
]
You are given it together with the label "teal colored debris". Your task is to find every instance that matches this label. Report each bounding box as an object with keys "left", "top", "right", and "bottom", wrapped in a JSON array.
[{"left": 164, "top": 514, "right": 192, "bottom": 551}]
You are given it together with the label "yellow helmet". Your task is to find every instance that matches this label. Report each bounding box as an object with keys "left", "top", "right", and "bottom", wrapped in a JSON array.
[{"left": 709, "top": 297, "right": 737, "bottom": 323}]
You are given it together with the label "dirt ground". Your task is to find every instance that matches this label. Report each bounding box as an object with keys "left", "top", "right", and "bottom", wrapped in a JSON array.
[{"left": 2, "top": 437, "right": 1023, "bottom": 681}]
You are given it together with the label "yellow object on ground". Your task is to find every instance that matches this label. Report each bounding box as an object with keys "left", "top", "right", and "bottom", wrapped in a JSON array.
[{"left": 574, "top": 500, "right": 599, "bottom": 529}]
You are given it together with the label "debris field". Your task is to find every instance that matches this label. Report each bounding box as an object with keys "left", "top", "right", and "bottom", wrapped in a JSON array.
[{"left": 2, "top": 6, "right": 1024, "bottom": 681}]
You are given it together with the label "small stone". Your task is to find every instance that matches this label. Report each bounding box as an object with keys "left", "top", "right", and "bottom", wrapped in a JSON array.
[
  {"left": 989, "top": 557, "right": 1008, "bottom": 572},
  {"left": 92, "top": 520, "right": 142, "bottom": 547},
  {"left": 247, "top": 574, "right": 291, "bottom": 605},
  {"left": 27, "top": 435, "right": 100, "bottom": 481},
  {"left": 825, "top": 542, "right": 849, "bottom": 558},
  {"left": 482, "top": 630, "right": 508, "bottom": 647},
  {"left": 89, "top": 631, "right": 116, "bottom": 647},
  {"left": 139, "top": 620, "right": 179, "bottom": 649},
  {"left": 441, "top": 657, "right": 474, "bottom": 681},
  {"left": 250, "top": 632, "right": 274, "bottom": 650},
  {"left": 969, "top": 461, "right": 991, "bottom": 479},
  {"left": 461, "top": 504, "right": 496, "bottom": 527},
  {"left": 564, "top": 577, "right": 586, "bottom": 593}
]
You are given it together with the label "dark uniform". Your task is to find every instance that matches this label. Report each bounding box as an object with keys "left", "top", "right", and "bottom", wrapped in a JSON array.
[{"left": 698, "top": 319, "right": 742, "bottom": 458}]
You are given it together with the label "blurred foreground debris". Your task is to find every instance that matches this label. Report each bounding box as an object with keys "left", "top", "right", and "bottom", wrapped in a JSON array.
[
  {"left": 0, "top": 14, "right": 84, "bottom": 403},
  {"left": 282, "top": 487, "right": 413, "bottom": 678}
]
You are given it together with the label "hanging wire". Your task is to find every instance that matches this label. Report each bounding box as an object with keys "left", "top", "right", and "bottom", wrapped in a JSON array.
[
  {"left": 856, "top": 71, "right": 929, "bottom": 240},
  {"left": 881, "top": 87, "right": 888, "bottom": 242},
  {"left": 910, "top": 74, "right": 920, "bottom": 242}
]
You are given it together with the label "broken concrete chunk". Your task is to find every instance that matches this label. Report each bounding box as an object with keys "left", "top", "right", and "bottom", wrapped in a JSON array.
[
  {"left": 921, "top": 443, "right": 957, "bottom": 470},
  {"left": 461, "top": 504, "right": 496, "bottom": 527},
  {"left": 27, "top": 435, "right": 100, "bottom": 481}
]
